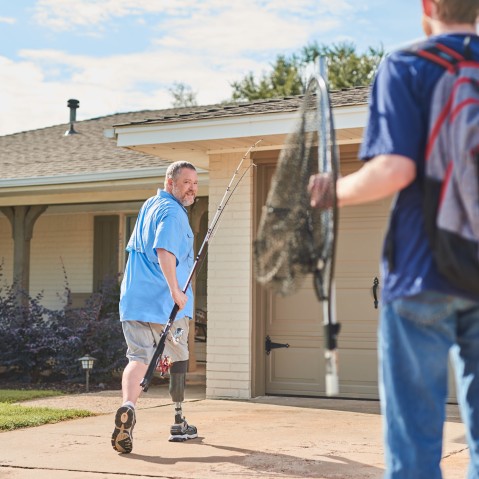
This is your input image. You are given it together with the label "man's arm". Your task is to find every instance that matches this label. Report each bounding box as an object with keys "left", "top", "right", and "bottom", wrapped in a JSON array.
[
  {"left": 157, "top": 248, "right": 188, "bottom": 310},
  {"left": 309, "top": 154, "right": 416, "bottom": 208}
]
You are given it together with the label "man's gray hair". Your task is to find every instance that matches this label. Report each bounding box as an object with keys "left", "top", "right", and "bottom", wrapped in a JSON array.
[{"left": 164, "top": 161, "right": 196, "bottom": 187}]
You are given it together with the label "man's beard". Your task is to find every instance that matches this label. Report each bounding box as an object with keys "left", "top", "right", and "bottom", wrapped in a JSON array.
[{"left": 173, "top": 186, "right": 196, "bottom": 206}]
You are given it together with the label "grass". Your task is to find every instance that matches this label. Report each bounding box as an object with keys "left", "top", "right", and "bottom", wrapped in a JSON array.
[
  {"left": 0, "top": 389, "right": 95, "bottom": 431},
  {"left": 0, "top": 389, "right": 63, "bottom": 403}
]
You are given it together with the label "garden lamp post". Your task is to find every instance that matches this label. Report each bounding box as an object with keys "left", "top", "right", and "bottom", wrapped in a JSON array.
[{"left": 78, "top": 354, "right": 96, "bottom": 392}]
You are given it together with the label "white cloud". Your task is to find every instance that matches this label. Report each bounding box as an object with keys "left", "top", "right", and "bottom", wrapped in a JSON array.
[
  {"left": 153, "top": 6, "right": 320, "bottom": 56},
  {"left": 33, "top": 0, "right": 221, "bottom": 30},
  {"left": 0, "top": 45, "right": 251, "bottom": 135},
  {"left": 0, "top": 16, "right": 16, "bottom": 24},
  {"left": 33, "top": 0, "right": 355, "bottom": 36}
]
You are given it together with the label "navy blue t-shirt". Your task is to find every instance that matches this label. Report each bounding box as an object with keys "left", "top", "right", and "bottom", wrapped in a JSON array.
[{"left": 359, "top": 33, "right": 479, "bottom": 303}]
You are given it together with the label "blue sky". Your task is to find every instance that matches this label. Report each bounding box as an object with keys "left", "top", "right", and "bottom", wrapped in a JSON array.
[{"left": 0, "top": 0, "right": 425, "bottom": 136}]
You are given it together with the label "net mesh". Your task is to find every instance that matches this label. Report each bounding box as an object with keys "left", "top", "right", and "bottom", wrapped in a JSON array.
[{"left": 254, "top": 82, "right": 333, "bottom": 296}]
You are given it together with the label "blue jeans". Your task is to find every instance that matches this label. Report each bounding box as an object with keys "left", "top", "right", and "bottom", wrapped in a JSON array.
[{"left": 379, "top": 290, "right": 479, "bottom": 479}]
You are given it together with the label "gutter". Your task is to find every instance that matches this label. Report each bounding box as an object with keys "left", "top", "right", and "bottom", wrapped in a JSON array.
[{"left": 0, "top": 167, "right": 208, "bottom": 188}]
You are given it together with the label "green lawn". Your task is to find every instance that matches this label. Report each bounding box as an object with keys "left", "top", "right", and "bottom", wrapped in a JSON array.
[
  {"left": 0, "top": 389, "right": 63, "bottom": 403},
  {"left": 0, "top": 389, "right": 95, "bottom": 431}
]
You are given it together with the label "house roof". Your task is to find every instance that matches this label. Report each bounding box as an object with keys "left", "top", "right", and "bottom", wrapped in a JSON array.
[
  {"left": 0, "top": 110, "right": 184, "bottom": 182},
  {"left": 0, "top": 87, "right": 369, "bottom": 183},
  {"left": 114, "top": 87, "right": 369, "bottom": 128}
]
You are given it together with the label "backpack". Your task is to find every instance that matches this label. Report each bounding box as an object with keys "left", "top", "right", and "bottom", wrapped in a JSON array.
[{"left": 414, "top": 37, "right": 479, "bottom": 295}]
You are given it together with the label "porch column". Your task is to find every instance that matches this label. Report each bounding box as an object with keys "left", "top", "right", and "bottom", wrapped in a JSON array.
[{"left": 1, "top": 205, "right": 48, "bottom": 303}]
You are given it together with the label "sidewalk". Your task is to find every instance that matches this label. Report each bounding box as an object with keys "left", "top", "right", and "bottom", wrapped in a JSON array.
[{"left": 0, "top": 369, "right": 470, "bottom": 479}]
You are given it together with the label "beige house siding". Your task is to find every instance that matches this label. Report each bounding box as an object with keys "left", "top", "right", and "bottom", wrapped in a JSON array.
[
  {"left": 0, "top": 209, "right": 140, "bottom": 311},
  {"left": 30, "top": 213, "right": 94, "bottom": 309},
  {"left": 206, "top": 151, "right": 254, "bottom": 399}
]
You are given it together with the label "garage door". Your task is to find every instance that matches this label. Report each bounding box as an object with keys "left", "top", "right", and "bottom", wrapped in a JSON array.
[{"left": 263, "top": 196, "right": 390, "bottom": 398}]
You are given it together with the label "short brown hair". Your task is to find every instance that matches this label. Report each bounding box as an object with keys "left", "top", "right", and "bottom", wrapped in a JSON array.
[
  {"left": 434, "top": 0, "right": 479, "bottom": 24},
  {"left": 164, "top": 161, "right": 196, "bottom": 187}
]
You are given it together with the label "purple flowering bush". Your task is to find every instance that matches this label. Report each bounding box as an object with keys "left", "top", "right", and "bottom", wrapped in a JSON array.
[{"left": 0, "top": 268, "right": 126, "bottom": 384}]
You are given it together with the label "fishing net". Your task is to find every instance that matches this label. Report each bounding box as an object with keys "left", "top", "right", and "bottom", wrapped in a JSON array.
[{"left": 254, "top": 78, "right": 337, "bottom": 297}]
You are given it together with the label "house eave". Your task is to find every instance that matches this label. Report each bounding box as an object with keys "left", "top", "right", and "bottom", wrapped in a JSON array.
[
  {"left": 0, "top": 169, "right": 209, "bottom": 207},
  {"left": 111, "top": 105, "right": 368, "bottom": 165},
  {"left": 0, "top": 167, "right": 171, "bottom": 188}
]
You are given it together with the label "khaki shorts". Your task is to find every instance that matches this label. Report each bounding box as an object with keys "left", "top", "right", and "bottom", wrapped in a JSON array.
[{"left": 122, "top": 317, "right": 190, "bottom": 365}]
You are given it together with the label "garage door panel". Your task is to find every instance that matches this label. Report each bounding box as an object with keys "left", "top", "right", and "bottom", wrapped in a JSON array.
[
  {"left": 336, "top": 287, "right": 379, "bottom": 335},
  {"left": 336, "top": 349, "right": 379, "bottom": 398},
  {"left": 268, "top": 277, "right": 323, "bottom": 335},
  {"left": 337, "top": 237, "right": 383, "bottom": 265},
  {"left": 266, "top": 338, "right": 325, "bottom": 395}
]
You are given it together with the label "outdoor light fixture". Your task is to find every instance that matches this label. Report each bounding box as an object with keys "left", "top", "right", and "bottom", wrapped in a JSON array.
[{"left": 78, "top": 354, "right": 96, "bottom": 392}]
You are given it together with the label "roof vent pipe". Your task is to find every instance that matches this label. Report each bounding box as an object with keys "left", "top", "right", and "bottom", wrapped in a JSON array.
[{"left": 64, "top": 98, "right": 80, "bottom": 136}]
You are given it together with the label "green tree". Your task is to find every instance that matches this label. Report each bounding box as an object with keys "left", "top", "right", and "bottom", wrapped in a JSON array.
[
  {"left": 169, "top": 82, "right": 198, "bottom": 108},
  {"left": 231, "top": 54, "right": 303, "bottom": 101},
  {"left": 231, "top": 42, "right": 385, "bottom": 102}
]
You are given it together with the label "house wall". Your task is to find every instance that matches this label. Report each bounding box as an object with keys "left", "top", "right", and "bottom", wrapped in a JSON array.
[
  {"left": 30, "top": 213, "right": 94, "bottom": 309},
  {"left": 0, "top": 208, "right": 140, "bottom": 311},
  {"left": 206, "top": 151, "right": 254, "bottom": 399}
]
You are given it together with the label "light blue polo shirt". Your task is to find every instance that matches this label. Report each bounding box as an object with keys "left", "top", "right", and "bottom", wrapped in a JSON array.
[{"left": 119, "top": 189, "right": 194, "bottom": 324}]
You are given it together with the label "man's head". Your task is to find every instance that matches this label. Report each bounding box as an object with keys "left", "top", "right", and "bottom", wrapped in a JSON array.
[
  {"left": 422, "top": 0, "right": 479, "bottom": 35},
  {"left": 164, "top": 161, "right": 198, "bottom": 207}
]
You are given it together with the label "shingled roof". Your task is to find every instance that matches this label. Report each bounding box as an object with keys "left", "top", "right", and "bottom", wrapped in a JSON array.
[
  {"left": 0, "top": 110, "right": 182, "bottom": 182},
  {"left": 0, "top": 88, "right": 369, "bottom": 182},
  {"left": 115, "top": 87, "right": 369, "bottom": 128}
]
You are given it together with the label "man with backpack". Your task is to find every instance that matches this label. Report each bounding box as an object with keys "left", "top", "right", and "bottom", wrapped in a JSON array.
[{"left": 309, "top": 1, "right": 479, "bottom": 477}]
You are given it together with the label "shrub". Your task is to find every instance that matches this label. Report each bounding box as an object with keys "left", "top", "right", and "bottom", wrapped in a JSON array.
[
  {"left": 0, "top": 267, "right": 126, "bottom": 384},
  {"left": 50, "top": 275, "right": 127, "bottom": 381},
  {"left": 0, "top": 282, "right": 59, "bottom": 383}
]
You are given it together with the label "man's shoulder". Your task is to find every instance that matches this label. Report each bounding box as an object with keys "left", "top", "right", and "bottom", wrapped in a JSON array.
[
  {"left": 383, "top": 39, "right": 431, "bottom": 67},
  {"left": 375, "top": 38, "right": 453, "bottom": 87},
  {"left": 147, "top": 192, "right": 181, "bottom": 212},
  {"left": 390, "top": 34, "right": 479, "bottom": 61}
]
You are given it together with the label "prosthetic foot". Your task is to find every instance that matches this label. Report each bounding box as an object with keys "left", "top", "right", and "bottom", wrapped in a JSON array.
[{"left": 168, "top": 362, "right": 198, "bottom": 442}]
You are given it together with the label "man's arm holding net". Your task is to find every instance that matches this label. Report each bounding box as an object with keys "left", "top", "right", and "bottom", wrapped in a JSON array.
[{"left": 309, "top": 154, "right": 416, "bottom": 209}]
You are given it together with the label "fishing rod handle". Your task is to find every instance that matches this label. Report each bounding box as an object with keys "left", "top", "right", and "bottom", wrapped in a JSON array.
[
  {"left": 140, "top": 304, "right": 180, "bottom": 392},
  {"left": 325, "top": 349, "right": 339, "bottom": 396}
]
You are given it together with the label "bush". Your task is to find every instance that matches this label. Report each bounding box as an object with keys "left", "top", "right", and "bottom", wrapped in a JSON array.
[
  {"left": 51, "top": 275, "right": 127, "bottom": 380},
  {"left": 0, "top": 267, "right": 127, "bottom": 384}
]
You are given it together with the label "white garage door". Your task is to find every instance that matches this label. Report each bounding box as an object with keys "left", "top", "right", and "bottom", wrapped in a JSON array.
[{"left": 264, "top": 197, "right": 390, "bottom": 398}]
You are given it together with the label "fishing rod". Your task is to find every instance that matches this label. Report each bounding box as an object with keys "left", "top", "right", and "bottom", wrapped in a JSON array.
[{"left": 140, "top": 139, "right": 262, "bottom": 392}]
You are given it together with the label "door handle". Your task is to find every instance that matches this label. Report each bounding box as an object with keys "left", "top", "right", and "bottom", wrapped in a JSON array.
[{"left": 372, "top": 277, "right": 379, "bottom": 309}]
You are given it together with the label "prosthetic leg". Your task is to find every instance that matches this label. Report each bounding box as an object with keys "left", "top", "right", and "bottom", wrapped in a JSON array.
[{"left": 168, "top": 360, "right": 198, "bottom": 442}]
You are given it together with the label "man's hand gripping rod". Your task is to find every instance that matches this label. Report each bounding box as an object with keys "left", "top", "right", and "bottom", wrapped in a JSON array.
[{"left": 140, "top": 140, "right": 261, "bottom": 392}]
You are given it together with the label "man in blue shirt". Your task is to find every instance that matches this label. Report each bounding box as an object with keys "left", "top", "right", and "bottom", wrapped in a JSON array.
[
  {"left": 309, "top": 1, "right": 479, "bottom": 477},
  {"left": 112, "top": 161, "right": 198, "bottom": 454}
]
